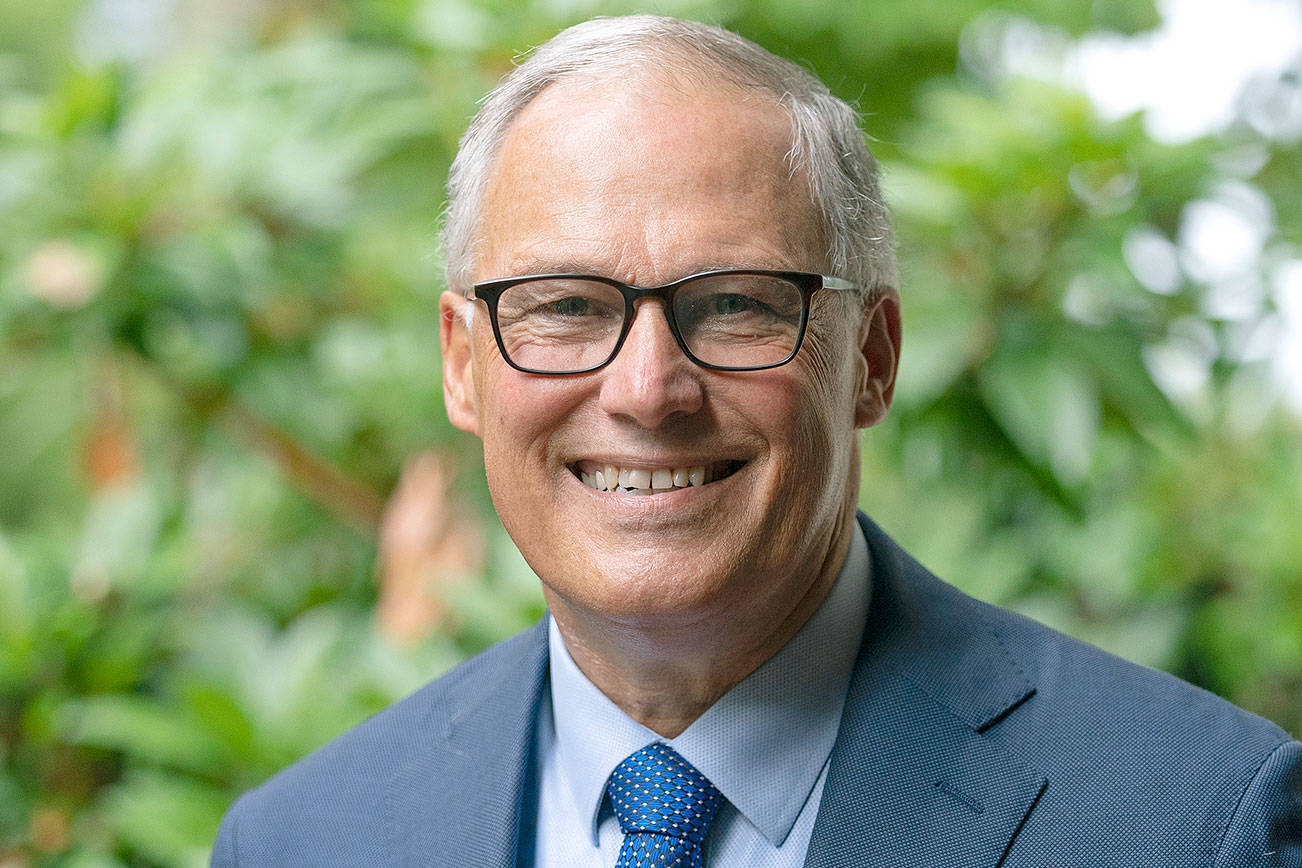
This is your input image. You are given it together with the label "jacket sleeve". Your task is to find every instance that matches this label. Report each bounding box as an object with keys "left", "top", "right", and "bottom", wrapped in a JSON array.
[
  {"left": 210, "top": 794, "right": 245, "bottom": 868},
  {"left": 1215, "top": 740, "right": 1302, "bottom": 867}
]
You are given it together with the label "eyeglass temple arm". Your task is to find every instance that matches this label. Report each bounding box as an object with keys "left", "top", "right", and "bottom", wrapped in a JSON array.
[{"left": 821, "top": 276, "right": 857, "bottom": 292}]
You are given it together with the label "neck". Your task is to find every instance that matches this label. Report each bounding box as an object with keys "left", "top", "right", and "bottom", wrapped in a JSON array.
[{"left": 546, "top": 504, "right": 857, "bottom": 738}]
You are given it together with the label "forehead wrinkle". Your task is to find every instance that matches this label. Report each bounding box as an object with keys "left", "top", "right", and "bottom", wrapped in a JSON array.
[{"left": 491, "top": 234, "right": 820, "bottom": 285}]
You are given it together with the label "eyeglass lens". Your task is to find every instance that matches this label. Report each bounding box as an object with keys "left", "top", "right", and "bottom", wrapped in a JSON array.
[{"left": 493, "top": 273, "right": 805, "bottom": 372}]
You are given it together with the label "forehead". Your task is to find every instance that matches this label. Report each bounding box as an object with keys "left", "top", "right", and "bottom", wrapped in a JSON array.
[{"left": 475, "top": 74, "right": 825, "bottom": 282}]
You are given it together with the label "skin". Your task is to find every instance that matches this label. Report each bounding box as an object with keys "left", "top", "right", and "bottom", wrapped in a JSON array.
[{"left": 440, "top": 72, "right": 901, "bottom": 737}]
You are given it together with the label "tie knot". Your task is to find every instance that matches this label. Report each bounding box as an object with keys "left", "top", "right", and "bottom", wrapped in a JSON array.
[{"left": 607, "top": 743, "right": 723, "bottom": 844}]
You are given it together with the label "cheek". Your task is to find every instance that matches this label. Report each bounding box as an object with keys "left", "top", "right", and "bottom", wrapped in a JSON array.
[
  {"left": 474, "top": 358, "right": 592, "bottom": 476},
  {"left": 787, "top": 317, "right": 859, "bottom": 464},
  {"left": 472, "top": 360, "right": 538, "bottom": 482},
  {"left": 746, "top": 355, "right": 856, "bottom": 520}
]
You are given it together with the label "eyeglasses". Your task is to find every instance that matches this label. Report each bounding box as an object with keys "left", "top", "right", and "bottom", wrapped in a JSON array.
[{"left": 469, "top": 269, "right": 858, "bottom": 375}]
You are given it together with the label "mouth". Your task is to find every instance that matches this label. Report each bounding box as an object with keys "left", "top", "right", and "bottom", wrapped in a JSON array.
[{"left": 569, "top": 459, "right": 745, "bottom": 496}]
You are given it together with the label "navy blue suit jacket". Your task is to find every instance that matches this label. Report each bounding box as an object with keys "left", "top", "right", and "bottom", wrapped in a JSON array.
[{"left": 212, "top": 513, "right": 1302, "bottom": 866}]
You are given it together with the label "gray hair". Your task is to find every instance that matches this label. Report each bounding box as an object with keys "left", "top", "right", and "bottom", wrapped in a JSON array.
[{"left": 440, "top": 15, "right": 896, "bottom": 303}]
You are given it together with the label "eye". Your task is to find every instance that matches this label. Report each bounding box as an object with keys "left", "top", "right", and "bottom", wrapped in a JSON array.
[
  {"left": 545, "top": 296, "right": 595, "bottom": 317},
  {"left": 708, "top": 293, "right": 764, "bottom": 316}
]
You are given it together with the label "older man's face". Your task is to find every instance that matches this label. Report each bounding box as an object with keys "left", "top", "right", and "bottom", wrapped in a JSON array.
[{"left": 441, "top": 76, "right": 893, "bottom": 637}]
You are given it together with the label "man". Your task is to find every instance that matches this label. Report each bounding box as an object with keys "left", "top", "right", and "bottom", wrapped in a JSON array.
[{"left": 212, "top": 15, "right": 1301, "bottom": 867}]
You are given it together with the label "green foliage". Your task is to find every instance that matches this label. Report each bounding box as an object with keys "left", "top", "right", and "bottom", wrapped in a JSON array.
[{"left": 1, "top": 0, "right": 1299, "bottom": 863}]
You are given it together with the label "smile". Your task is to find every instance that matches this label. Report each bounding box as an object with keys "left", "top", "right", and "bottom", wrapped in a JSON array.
[{"left": 570, "top": 460, "right": 745, "bottom": 496}]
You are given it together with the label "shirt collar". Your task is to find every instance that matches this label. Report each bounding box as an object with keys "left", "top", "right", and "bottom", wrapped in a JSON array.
[{"left": 547, "top": 523, "right": 870, "bottom": 847}]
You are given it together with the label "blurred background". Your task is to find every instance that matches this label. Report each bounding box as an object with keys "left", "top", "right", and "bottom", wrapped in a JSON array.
[{"left": 2, "top": 0, "right": 1300, "bottom": 863}]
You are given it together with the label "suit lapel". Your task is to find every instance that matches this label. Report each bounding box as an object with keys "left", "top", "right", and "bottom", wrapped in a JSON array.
[
  {"left": 804, "top": 516, "right": 1048, "bottom": 867},
  {"left": 383, "top": 622, "right": 548, "bottom": 868}
]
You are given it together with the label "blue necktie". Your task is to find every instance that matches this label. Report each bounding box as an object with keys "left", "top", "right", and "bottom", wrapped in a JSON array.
[{"left": 607, "top": 742, "right": 723, "bottom": 868}]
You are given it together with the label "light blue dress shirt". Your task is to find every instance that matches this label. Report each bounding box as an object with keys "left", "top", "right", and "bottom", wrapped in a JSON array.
[{"left": 531, "top": 524, "right": 870, "bottom": 867}]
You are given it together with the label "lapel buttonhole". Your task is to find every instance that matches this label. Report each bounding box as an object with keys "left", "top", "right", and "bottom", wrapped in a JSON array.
[{"left": 935, "top": 780, "right": 985, "bottom": 815}]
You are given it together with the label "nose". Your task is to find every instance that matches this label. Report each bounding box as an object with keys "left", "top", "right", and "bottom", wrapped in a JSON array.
[{"left": 598, "top": 300, "right": 704, "bottom": 428}]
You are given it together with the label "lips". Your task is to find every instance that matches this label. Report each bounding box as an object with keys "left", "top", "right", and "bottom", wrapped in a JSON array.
[{"left": 570, "top": 459, "right": 744, "bottom": 495}]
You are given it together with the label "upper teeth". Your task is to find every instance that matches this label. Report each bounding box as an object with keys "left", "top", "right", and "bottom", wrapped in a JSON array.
[{"left": 580, "top": 464, "right": 708, "bottom": 494}]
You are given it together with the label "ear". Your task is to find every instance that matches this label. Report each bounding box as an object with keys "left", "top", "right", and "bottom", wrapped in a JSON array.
[
  {"left": 439, "top": 291, "right": 482, "bottom": 436},
  {"left": 853, "top": 290, "right": 901, "bottom": 429}
]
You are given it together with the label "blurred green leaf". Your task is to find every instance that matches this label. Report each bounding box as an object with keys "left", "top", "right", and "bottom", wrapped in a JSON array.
[
  {"left": 99, "top": 770, "right": 227, "bottom": 867},
  {"left": 57, "top": 695, "right": 227, "bottom": 775}
]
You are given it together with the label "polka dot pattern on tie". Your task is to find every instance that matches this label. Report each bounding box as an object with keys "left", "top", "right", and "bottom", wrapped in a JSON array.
[{"left": 607, "top": 742, "right": 724, "bottom": 868}]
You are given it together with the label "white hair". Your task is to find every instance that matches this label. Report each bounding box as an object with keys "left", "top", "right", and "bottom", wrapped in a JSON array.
[{"left": 440, "top": 14, "right": 897, "bottom": 305}]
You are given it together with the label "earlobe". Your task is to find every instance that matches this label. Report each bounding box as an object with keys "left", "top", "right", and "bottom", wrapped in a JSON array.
[
  {"left": 439, "top": 291, "right": 482, "bottom": 436},
  {"left": 853, "top": 292, "right": 901, "bottom": 429}
]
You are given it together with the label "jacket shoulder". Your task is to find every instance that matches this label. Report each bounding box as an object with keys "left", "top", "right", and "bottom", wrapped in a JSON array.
[
  {"left": 860, "top": 511, "right": 1290, "bottom": 749},
  {"left": 988, "top": 604, "right": 1300, "bottom": 864},
  {"left": 857, "top": 514, "right": 1299, "bottom": 864},
  {"left": 212, "top": 621, "right": 547, "bottom": 866}
]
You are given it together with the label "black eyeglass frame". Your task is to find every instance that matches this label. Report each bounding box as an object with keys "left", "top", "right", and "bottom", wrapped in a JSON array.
[{"left": 469, "top": 268, "right": 858, "bottom": 375}]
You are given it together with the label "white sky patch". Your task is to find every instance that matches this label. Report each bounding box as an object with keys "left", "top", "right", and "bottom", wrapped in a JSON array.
[
  {"left": 1122, "top": 225, "right": 1181, "bottom": 295},
  {"left": 1178, "top": 182, "right": 1273, "bottom": 286},
  {"left": 1271, "top": 262, "right": 1302, "bottom": 415},
  {"left": 76, "top": 0, "right": 177, "bottom": 64},
  {"left": 1069, "top": 0, "right": 1302, "bottom": 143},
  {"left": 1057, "top": 0, "right": 1302, "bottom": 414},
  {"left": 1143, "top": 315, "right": 1218, "bottom": 415}
]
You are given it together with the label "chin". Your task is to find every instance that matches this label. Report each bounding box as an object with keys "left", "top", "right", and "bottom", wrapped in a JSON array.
[{"left": 551, "top": 554, "right": 742, "bottom": 625}]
